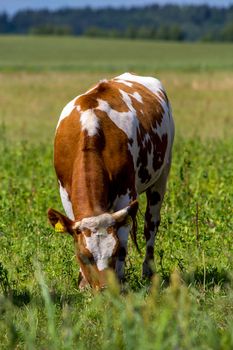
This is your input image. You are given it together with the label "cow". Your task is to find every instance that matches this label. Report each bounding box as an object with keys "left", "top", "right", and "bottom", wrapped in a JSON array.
[{"left": 48, "top": 72, "right": 174, "bottom": 290}]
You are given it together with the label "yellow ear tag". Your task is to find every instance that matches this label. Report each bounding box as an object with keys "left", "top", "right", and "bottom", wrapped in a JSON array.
[{"left": 55, "top": 221, "right": 65, "bottom": 233}]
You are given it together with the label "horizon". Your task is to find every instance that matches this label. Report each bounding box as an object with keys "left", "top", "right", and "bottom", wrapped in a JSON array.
[{"left": 1, "top": 0, "right": 233, "bottom": 15}]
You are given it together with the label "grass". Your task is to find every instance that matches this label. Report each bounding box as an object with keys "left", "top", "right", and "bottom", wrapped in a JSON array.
[
  {"left": 1, "top": 36, "right": 233, "bottom": 72},
  {"left": 0, "top": 133, "right": 232, "bottom": 349},
  {"left": 0, "top": 36, "right": 233, "bottom": 349}
]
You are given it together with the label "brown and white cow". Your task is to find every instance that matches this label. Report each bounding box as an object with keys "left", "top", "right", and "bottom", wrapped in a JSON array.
[{"left": 48, "top": 73, "right": 174, "bottom": 290}]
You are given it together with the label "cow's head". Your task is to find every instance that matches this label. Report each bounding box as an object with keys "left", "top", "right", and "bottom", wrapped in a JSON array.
[{"left": 47, "top": 201, "right": 138, "bottom": 290}]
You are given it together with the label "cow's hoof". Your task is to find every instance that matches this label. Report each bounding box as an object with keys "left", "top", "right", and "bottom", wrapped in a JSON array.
[{"left": 142, "top": 261, "right": 154, "bottom": 279}]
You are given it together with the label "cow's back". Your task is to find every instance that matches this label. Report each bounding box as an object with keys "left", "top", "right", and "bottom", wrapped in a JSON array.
[{"left": 55, "top": 73, "right": 174, "bottom": 201}]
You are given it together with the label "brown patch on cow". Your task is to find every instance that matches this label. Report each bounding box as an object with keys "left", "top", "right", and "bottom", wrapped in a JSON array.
[
  {"left": 54, "top": 107, "right": 82, "bottom": 193},
  {"left": 75, "top": 93, "right": 98, "bottom": 110},
  {"left": 72, "top": 150, "right": 109, "bottom": 218},
  {"left": 75, "top": 81, "right": 129, "bottom": 113}
]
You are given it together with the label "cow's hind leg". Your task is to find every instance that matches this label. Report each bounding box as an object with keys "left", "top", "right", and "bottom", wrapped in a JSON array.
[{"left": 142, "top": 164, "right": 171, "bottom": 278}]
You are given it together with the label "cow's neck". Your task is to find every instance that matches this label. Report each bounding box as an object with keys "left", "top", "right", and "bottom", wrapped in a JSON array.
[{"left": 71, "top": 149, "right": 109, "bottom": 220}]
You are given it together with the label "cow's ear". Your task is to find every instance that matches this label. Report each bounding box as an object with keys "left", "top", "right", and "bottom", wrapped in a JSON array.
[{"left": 47, "top": 208, "right": 76, "bottom": 235}]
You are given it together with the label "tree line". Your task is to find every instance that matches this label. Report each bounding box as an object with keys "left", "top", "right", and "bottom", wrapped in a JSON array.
[{"left": 1, "top": 4, "right": 233, "bottom": 41}]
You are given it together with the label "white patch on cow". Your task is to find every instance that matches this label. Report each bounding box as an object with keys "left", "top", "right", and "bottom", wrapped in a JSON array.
[
  {"left": 131, "top": 92, "right": 143, "bottom": 103},
  {"left": 80, "top": 109, "right": 99, "bottom": 136},
  {"left": 56, "top": 97, "right": 78, "bottom": 129},
  {"left": 75, "top": 213, "right": 117, "bottom": 271},
  {"left": 85, "top": 228, "right": 116, "bottom": 271},
  {"left": 113, "top": 79, "right": 133, "bottom": 87},
  {"left": 59, "top": 182, "right": 75, "bottom": 220},
  {"left": 97, "top": 98, "right": 138, "bottom": 139},
  {"left": 116, "top": 72, "right": 163, "bottom": 96},
  {"left": 119, "top": 89, "right": 135, "bottom": 110}
]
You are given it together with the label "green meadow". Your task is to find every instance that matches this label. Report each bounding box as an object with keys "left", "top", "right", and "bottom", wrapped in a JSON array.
[
  {"left": 1, "top": 36, "right": 233, "bottom": 72},
  {"left": 0, "top": 36, "right": 232, "bottom": 349}
]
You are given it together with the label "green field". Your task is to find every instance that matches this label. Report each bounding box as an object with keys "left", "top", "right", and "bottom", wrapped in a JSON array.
[
  {"left": 0, "top": 37, "right": 233, "bottom": 349},
  {"left": 1, "top": 36, "right": 233, "bottom": 72}
]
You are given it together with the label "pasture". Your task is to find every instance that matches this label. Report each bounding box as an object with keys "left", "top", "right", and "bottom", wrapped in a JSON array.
[{"left": 0, "top": 36, "right": 233, "bottom": 349}]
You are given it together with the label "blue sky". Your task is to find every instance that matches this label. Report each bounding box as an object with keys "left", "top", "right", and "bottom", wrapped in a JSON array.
[{"left": 1, "top": 0, "right": 233, "bottom": 15}]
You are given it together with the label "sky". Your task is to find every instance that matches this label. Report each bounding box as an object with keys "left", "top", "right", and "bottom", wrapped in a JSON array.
[{"left": 1, "top": 0, "right": 233, "bottom": 15}]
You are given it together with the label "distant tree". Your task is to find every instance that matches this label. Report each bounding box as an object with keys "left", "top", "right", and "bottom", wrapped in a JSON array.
[
  {"left": 221, "top": 23, "right": 233, "bottom": 41},
  {"left": 30, "top": 24, "right": 73, "bottom": 36},
  {"left": 84, "top": 26, "right": 106, "bottom": 37},
  {"left": 155, "top": 24, "right": 184, "bottom": 41},
  {"left": 0, "top": 13, "right": 10, "bottom": 33},
  {"left": 201, "top": 29, "right": 220, "bottom": 42},
  {"left": 156, "top": 25, "right": 170, "bottom": 40},
  {"left": 124, "top": 26, "right": 137, "bottom": 39},
  {"left": 107, "top": 29, "right": 121, "bottom": 38},
  {"left": 169, "top": 25, "right": 184, "bottom": 41},
  {"left": 2, "top": 5, "right": 233, "bottom": 42},
  {"left": 137, "top": 26, "right": 157, "bottom": 40}
]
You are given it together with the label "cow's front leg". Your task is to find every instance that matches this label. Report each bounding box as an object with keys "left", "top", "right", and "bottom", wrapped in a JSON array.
[
  {"left": 115, "top": 225, "right": 130, "bottom": 282},
  {"left": 142, "top": 190, "right": 161, "bottom": 278},
  {"left": 143, "top": 164, "right": 170, "bottom": 278},
  {"left": 113, "top": 192, "right": 136, "bottom": 282}
]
